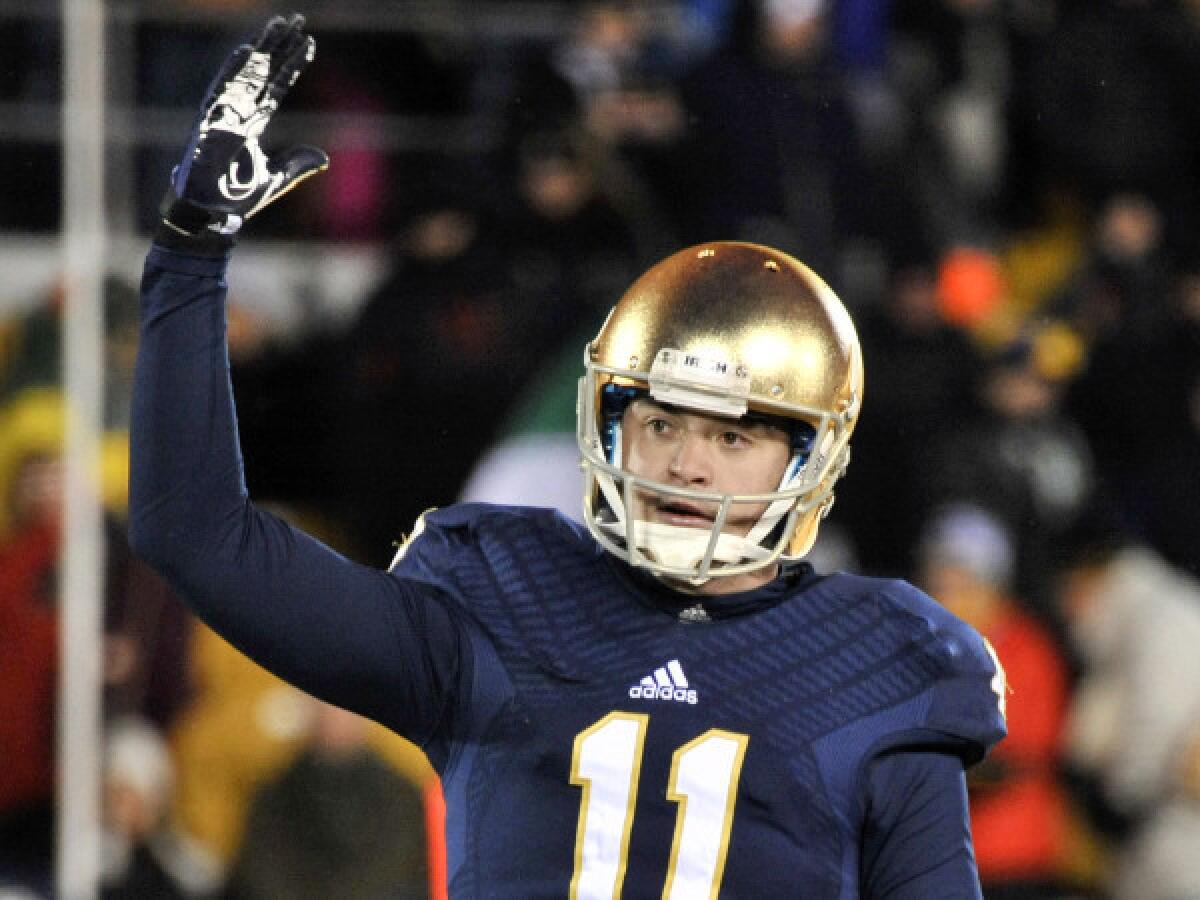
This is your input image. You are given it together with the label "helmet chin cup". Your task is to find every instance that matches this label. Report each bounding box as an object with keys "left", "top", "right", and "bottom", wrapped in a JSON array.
[{"left": 598, "top": 518, "right": 773, "bottom": 586}]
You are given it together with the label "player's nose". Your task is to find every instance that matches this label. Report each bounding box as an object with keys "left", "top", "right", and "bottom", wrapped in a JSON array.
[{"left": 666, "top": 433, "right": 713, "bottom": 485}]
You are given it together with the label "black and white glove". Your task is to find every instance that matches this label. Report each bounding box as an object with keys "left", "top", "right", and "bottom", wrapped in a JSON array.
[{"left": 160, "top": 12, "right": 328, "bottom": 238}]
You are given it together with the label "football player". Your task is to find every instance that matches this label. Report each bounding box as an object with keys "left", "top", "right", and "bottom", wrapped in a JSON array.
[{"left": 130, "top": 14, "right": 1007, "bottom": 898}]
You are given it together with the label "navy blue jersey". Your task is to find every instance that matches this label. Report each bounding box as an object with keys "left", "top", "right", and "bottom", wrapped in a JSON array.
[
  {"left": 394, "top": 505, "right": 1005, "bottom": 898},
  {"left": 130, "top": 245, "right": 1006, "bottom": 898}
]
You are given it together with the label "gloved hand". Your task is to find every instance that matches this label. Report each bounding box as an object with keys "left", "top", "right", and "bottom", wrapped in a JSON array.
[{"left": 160, "top": 12, "right": 328, "bottom": 238}]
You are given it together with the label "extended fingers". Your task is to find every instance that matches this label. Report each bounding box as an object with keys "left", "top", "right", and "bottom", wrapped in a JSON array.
[
  {"left": 256, "top": 13, "right": 306, "bottom": 55},
  {"left": 252, "top": 12, "right": 315, "bottom": 99},
  {"left": 269, "top": 34, "right": 315, "bottom": 99}
]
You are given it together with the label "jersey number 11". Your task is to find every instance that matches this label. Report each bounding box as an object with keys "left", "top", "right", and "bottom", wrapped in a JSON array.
[{"left": 569, "top": 712, "right": 749, "bottom": 900}]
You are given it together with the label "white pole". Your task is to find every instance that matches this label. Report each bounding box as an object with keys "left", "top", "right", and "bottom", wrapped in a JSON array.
[{"left": 59, "top": 0, "right": 107, "bottom": 897}]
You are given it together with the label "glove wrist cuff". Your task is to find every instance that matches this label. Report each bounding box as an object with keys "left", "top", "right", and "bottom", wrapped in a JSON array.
[
  {"left": 153, "top": 220, "right": 234, "bottom": 258},
  {"left": 159, "top": 187, "right": 225, "bottom": 234}
]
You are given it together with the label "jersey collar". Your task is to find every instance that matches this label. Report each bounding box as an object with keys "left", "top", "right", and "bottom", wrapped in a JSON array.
[{"left": 608, "top": 556, "right": 823, "bottom": 621}]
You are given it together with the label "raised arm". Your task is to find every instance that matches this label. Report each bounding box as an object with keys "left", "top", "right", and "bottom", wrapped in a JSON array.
[{"left": 128, "top": 15, "right": 462, "bottom": 746}]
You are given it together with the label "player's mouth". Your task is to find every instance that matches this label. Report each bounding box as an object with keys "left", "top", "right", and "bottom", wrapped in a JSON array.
[{"left": 650, "top": 499, "right": 717, "bottom": 528}]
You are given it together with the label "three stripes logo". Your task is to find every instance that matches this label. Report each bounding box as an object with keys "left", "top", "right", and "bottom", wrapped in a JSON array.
[{"left": 628, "top": 659, "right": 697, "bottom": 705}]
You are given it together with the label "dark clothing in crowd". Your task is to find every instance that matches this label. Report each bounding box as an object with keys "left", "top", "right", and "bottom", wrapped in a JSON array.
[{"left": 225, "top": 750, "right": 428, "bottom": 900}]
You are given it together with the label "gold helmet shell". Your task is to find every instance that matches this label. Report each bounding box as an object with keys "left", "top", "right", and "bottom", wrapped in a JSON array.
[
  {"left": 589, "top": 242, "right": 862, "bottom": 421},
  {"left": 577, "top": 241, "right": 864, "bottom": 578}
]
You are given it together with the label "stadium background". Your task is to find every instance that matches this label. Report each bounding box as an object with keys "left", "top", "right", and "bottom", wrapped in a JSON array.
[{"left": 1, "top": 1, "right": 1199, "bottom": 897}]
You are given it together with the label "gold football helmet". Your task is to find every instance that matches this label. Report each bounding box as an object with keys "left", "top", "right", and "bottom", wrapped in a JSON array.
[{"left": 576, "top": 241, "right": 863, "bottom": 583}]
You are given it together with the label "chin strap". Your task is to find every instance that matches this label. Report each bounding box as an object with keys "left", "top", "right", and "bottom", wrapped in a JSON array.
[{"left": 598, "top": 518, "right": 774, "bottom": 585}]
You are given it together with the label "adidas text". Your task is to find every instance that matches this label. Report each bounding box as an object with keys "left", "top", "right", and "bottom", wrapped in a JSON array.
[{"left": 629, "top": 684, "right": 698, "bottom": 704}]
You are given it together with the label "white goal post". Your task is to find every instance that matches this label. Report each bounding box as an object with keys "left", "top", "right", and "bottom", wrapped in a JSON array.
[{"left": 58, "top": 0, "right": 107, "bottom": 897}]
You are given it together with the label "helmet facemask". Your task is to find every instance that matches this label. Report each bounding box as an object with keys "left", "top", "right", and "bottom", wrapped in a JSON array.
[{"left": 577, "top": 353, "right": 854, "bottom": 586}]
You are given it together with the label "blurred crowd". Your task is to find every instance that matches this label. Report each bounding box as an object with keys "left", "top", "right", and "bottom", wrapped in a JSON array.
[{"left": 3, "top": 0, "right": 1200, "bottom": 897}]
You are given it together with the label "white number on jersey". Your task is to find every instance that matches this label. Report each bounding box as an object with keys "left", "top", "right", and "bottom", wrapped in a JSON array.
[{"left": 570, "top": 713, "right": 748, "bottom": 899}]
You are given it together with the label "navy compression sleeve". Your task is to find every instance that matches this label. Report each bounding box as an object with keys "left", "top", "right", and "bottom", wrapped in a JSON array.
[
  {"left": 859, "top": 750, "right": 982, "bottom": 899},
  {"left": 128, "top": 244, "right": 462, "bottom": 744}
]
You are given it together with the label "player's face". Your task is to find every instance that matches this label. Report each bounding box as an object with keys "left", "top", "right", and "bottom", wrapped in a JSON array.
[{"left": 620, "top": 399, "right": 791, "bottom": 537}]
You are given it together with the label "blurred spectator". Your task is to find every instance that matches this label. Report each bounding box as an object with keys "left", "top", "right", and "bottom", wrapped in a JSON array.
[
  {"left": 549, "top": 1, "right": 684, "bottom": 142},
  {"left": 282, "top": 24, "right": 476, "bottom": 242},
  {"left": 334, "top": 157, "right": 546, "bottom": 556},
  {"left": 990, "top": 190, "right": 1088, "bottom": 350},
  {"left": 0, "top": 440, "right": 59, "bottom": 894},
  {"left": 0, "top": 275, "right": 142, "bottom": 429},
  {"left": 224, "top": 700, "right": 430, "bottom": 900},
  {"left": 0, "top": 275, "right": 198, "bottom": 721},
  {"left": 930, "top": 330, "right": 1093, "bottom": 620},
  {"left": 671, "top": 0, "right": 874, "bottom": 272},
  {"left": 168, "top": 625, "right": 314, "bottom": 868},
  {"left": 1067, "top": 257, "right": 1200, "bottom": 576},
  {"left": 1134, "top": 265, "right": 1200, "bottom": 575},
  {"left": 1025, "top": 0, "right": 1200, "bottom": 253},
  {"left": 1058, "top": 534, "right": 1200, "bottom": 900},
  {"left": 0, "top": 16, "right": 60, "bottom": 232},
  {"left": 0, "top": 386, "right": 194, "bottom": 726},
  {"left": 494, "top": 1, "right": 689, "bottom": 254},
  {"left": 276, "top": 68, "right": 393, "bottom": 243},
  {"left": 498, "top": 128, "right": 644, "bottom": 337},
  {"left": 887, "top": 0, "right": 1040, "bottom": 246},
  {"left": 100, "top": 717, "right": 220, "bottom": 899},
  {"left": 1049, "top": 192, "right": 1172, "bottom": 346},
  {"left": 0, "top": 387, "right": 196, "bottom": 893},
  {"left": 104, "top": 530, "right": 199, "bottom": 731},
  {"left": 834, "top": 251, "right": 983, "bottom": 578},
  {"left": 917, "top": 504, "right": 1075, "bottom": 898}
]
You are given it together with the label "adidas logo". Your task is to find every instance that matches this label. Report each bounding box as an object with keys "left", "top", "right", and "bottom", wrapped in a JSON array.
[{"left": 628, "top": 659, "right": 698, "bottom": 705}]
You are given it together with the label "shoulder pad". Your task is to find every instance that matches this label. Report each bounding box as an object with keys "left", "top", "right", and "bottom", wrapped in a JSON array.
[
  {"left": 425, "top": 502, "right": 567, "bottom": 531},
  {"left": 388, "top": 502, "right": 582, "bottom": 572},
  {"left": 874, "top": 578, "right": 1008, "bottom": 763},
  {"left": 389, "top": 503, "right": 516, "bottom": 569}
]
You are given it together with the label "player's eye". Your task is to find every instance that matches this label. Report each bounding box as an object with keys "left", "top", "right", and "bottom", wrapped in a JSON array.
[
  {"left": 718, "top": 430, "right": 750, "bottom": 448},
  {"left": 647, "top": 418, "right": 673, "bottom": 435}
]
